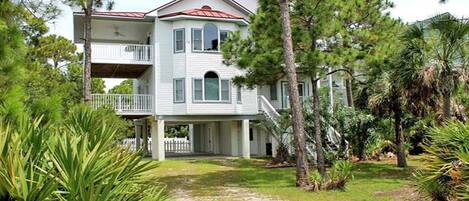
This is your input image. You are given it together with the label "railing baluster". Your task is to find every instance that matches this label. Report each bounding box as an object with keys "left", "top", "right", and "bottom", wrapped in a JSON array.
[{"left": 91, "top": 94, "right": 153, "bottom": 114}]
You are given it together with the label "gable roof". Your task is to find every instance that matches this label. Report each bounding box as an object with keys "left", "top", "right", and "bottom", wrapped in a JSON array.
[
  {"left": 149, "top": 0, "right": 253, "bottom": 15},
  {"left": 159, "top": 7, "right": 243, "bottom": 20}
]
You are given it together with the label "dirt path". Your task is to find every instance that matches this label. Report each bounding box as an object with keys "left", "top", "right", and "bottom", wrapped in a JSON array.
[{"left": 172, "top": 186, "right": 282, "bottom": 201}]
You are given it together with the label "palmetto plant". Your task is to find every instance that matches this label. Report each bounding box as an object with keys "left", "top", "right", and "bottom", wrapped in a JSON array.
[
  {"left": 0, "top": 106, "right": 167, "bottom": 200},
  {"left": 414, "top": 121, "right": 469, "bottom": 201},
  {"left": 397, "top": 14, "right": 468, "bottom": 120},
  {"left": 257, "top": 111, "right": 292, "bottom": 163}
]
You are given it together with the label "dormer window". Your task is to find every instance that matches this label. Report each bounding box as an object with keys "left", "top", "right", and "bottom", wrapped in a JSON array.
[{"left": 192, "top": 24, "right": 231, "bottom": 52}]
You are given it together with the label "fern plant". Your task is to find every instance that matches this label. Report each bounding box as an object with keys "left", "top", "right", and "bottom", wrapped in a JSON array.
[
  {"left": 0, "top": 106, "right": 167, "bottom": 200},
  {"left": 414, "top": 121, "right": 469, "bottom": 201}
]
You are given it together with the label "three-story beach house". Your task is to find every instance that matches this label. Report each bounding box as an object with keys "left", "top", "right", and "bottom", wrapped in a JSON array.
[{"left": 73, "top": 0, "right": 345, "bottom": 161}]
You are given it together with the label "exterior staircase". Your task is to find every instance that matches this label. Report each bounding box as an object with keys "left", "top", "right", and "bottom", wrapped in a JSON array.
[{"left": 258, "top": 95, "right": 349, "bottom": 163}]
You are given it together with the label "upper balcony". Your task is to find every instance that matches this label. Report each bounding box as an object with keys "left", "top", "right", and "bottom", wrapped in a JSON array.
[
  {"left": 90, "top": 43, "right": 153, "bottom": 78},
  {"left": 92, "top": 43, "right": 153, "bottom": 65},
  {"left": 73, "top": 12, "right": 155, "bottom": 78}
]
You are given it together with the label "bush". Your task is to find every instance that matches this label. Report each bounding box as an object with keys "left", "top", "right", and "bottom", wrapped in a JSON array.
[
  {"left": 414, "top": 121, "right": 469, "bottom": 201},
  {"left": 309, "top": 160, "right": 354, "bottom": 191},
  {"left": 0, "top": 106, "right": 167, "bottom": 200}
]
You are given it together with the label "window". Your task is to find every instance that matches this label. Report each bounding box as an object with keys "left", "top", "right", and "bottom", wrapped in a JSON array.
[
  {"left": 193, "top": 71, "right": 231, "bottom": 102},
  {"left": 270, "top": 84, "right": 277, "bottom": 100},
  {"left": 193, "top": 79, "right": 203, "bottom": 101},
  {"left": 173, "top": 79, "right": 185, "bottom": 103},
  {"left": 220, "top": 30, "right": 230, "bottom": 46},
  {"left": 192, "top": 24, "right": 231, "bottom": 52},
  {"left": 204, "top": 72, "right": 219, "bottom": 100},
  {"left": 174, "top": 29, "right": 185, "bottom": 52},
  {"left": 221, "top": 80, "right": 230, "bottom": 101},
  {"left": 203, "top": 23, "right": 218, "bottom": 51},
  {"left": 249, "top": 128, "right": 253, "bottom": 141},
  {"left": 192, "top": 29, "right": 202, "bottom": 51},
  {"left": 298, "top": 83, "right": 304, "bottom": 97},
  {"left": 237, "top": 87, "right": 242, "bottom": 103}
]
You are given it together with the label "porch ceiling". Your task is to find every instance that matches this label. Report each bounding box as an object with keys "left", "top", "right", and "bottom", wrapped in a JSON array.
[{"left": 91, "top": 63, "right": 151, "bottom": 78}]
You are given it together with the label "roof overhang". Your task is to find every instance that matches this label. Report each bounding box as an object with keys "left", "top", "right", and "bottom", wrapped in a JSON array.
[
  {"left": 159, "top": 15, "right": 248, "bottom": 26},
  {"left": 73, "top": 12, "right": 156, "bottom": 22}
]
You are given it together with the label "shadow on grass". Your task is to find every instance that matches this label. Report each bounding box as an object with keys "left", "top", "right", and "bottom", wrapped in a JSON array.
[
  {"left": 157, "top": 158, "right": 416, "bottom": 198},
  {"left": 352, "top": 162, "right": 417, "bottom": 180}
]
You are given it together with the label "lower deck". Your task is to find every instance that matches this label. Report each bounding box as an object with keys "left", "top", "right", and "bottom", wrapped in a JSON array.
[{"left": 132, "top": 116, "right": 276, "bottom": 161}]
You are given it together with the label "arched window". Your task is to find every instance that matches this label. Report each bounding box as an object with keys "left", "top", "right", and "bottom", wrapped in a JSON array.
[
  {"left": 203, "top": 23, "right": 218, "bottom": 51},
  {"left": 204, "top": 71, "right": 220, "bottom": 100}
]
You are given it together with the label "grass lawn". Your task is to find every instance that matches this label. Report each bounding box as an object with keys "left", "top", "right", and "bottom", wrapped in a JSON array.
[{"left": 149, "top": 156, "right": 424, "bottom": 201}]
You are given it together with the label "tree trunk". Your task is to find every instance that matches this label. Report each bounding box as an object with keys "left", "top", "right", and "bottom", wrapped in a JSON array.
[
  {"left": 345, "top": 78, "right": 354, "bottom": 108},
  {"left": 357, "top": 121, "right": 367, "bottom": 161},
  {"left": 393, "top": 103, "right": 407, "bottom": 167},
  {"left": 442, "top": 91, "right": 451, "bottom": 120},
  {"left": 311, "top": 78, "right": 326, "bottom": 177},
  {"left": 83, "top": 2, "right": 93, "bottom": 103},
  {"left": 278, "top": 0, "right": 310, "bottom": 187},
  {"left": 142, "top": 121, "right": 149, "bottom": 156},
  {"left": 274, "top": 143, "right": 290, "bottom": 163}
]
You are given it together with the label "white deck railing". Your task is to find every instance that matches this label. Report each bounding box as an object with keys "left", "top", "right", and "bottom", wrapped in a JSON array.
[
  {"left": 122, "top": 137, "right": 191, "bottom": 153},
  {"left": 91, "top": 94, "right": 153, "bottom": 115},
  {"left": 91, "top": 43, "right": 153, "bottom": 64}
]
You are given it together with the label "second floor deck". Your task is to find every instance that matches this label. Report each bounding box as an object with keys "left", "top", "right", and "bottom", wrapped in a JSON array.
[{"left": 90, "top": 43, "right": 153, "bottom": 78}]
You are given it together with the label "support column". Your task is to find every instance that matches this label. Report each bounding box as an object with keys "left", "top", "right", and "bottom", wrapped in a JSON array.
[
  {"left": 188, "top": 124, "right": 194, "bottom": 153},
  {"left": 134, "top": 122, "right": 141, "bottom": 151},
  {"left": 241, "top": 119, "right": 250, "bottom": 159},
  {"left": 151, "top": 119, "right": 165, "bottom": 161},
  {"left": 142, "top": 120, "right": 149, "bottom": 156}
]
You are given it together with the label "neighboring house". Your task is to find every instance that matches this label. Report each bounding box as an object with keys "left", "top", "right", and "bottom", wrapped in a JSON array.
[{"left": 73, "top": 0, "right": 345, "bottom": 161}]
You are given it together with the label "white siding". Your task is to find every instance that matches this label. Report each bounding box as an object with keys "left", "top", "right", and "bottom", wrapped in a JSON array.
[{"left": 153, "top": 16, "right": 257, "bottom": 116}]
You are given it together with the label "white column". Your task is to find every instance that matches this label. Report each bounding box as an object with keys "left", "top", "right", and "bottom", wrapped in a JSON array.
[
  {"left": 241, "top": 119, "right": 250, "bottom": 159},
  {"left": 230, "top": 121, "right": 239, "bottom": 156},
  {"left": 134, "top": 124, "right": 141, "bottom": 150},
  {"left": 188, "top": 124, "right": 194, "bottom": 153},
  {"left": 151, "top": 119, "right": 165, "bottom": 161}
]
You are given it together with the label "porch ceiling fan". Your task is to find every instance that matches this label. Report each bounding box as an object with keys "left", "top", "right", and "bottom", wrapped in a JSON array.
[{"left": 112, "top": 25, "right": 126, "bottom": 37}]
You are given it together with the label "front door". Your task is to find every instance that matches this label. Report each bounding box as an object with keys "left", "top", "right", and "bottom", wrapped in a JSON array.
[
  {"left": 207, "top": 127, "right": 214, "bottom": 153},
  {"left": 281, "top": 82, "right": 305, "bottom": 108}
]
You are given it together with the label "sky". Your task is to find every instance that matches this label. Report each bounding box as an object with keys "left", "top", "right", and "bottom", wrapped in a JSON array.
[{"left": 47, "top": 0, "right": 469, "bottom": 91}]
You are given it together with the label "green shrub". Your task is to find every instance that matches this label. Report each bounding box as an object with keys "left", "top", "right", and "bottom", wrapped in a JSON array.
[
  {"left": 414, "top": 121, "right": 469, "bottom": 201},
  {"left": 309, "top": 160, "right": 354, "bottom": 191},
  {"left": 0, "top": 106, "right": 167, "bottom": 200}
]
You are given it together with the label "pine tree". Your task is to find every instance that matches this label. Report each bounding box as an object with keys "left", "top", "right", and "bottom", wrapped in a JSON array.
[
  {"left": 63, "top": 0, "right": 114, "bottom": 103},
  {"left": 0, "top": 0, "right": 27, "bottom": 123}
]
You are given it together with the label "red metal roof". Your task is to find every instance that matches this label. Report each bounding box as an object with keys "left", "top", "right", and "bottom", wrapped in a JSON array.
[
  {"left": 159, "top": 7, "right": 243, "bottom": 20},
  {"left": 76, "top": 12, "right": 147, "bottom": 19}
]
